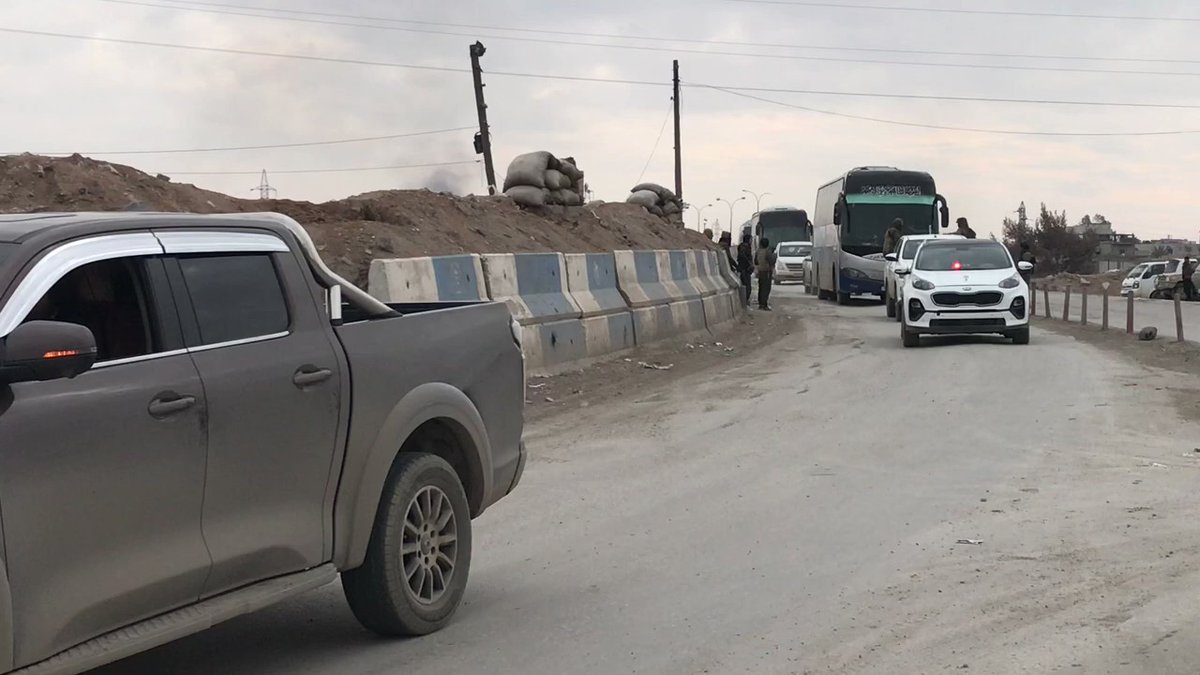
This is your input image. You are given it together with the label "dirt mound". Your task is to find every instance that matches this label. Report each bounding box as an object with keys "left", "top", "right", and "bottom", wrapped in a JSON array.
[
  {"left": 0, "top": 154, "right": 713, "bottom": 286},
  {"left": 1040, "top": 269, "right": 1127, "bottom": 295}
]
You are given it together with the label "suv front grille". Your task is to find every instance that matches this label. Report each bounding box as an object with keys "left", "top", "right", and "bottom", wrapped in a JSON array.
[
  {"left": 932, "top": 291, "right": 1003, "bottom": 307},
  {"left": 930, "top": 318, "right": 1006, "bottom": 328}
]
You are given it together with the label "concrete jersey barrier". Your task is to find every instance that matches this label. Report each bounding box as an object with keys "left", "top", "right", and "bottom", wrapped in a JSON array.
[
  {"left": 564, "top": 253, "right": 636, "bottom": 358},
  {"left": 367, "top": 254, "right": 488, "bottom": 303},
  {"left": 482, "top": 253, "right": 586, "bottom": 372}
]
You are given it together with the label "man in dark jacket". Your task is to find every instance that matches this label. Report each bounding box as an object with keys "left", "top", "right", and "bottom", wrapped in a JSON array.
[
  {"left": 883, "top": 219, "right": 903, "bottom": 256},
  {"left": 954, "top": 217, "right": 977, "bottom": 239},
  {"left": 1019, "top": 242, "right": 1036, "bottom": 283},
  {"left": 1183, "top": 256, "right": 1197, "bottom": 301},
  {"left": 736, "top": 234, "right": 754, "bottom": 305}
]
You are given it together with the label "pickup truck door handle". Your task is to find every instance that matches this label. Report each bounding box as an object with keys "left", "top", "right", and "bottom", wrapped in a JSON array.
[
  {"left": 148, "top": 393, "right": 197, "bottom": 418},
  {"left": 293, "top": 367, "right": 334, "bottom": 388}
]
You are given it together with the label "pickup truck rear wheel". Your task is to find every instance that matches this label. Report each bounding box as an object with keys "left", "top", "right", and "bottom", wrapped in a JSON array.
[{"left": 343, "top": 453, "right": 472, "bottom": 636}]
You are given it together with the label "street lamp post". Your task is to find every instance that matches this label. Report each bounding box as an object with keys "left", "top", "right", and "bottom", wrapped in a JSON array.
[
  {"left": 715, "top": 197, "right": 746, "bottom": 237},
  {"left": 742, "top": 189, "right": 771, "bottom": 218},
  {"left": 691, "top": 203, "right": 713, "bottom": 231}
]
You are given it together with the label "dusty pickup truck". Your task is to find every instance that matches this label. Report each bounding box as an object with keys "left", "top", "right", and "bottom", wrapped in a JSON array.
[{"left": 0, "top": 212, "right": 525, "bottom": 674}]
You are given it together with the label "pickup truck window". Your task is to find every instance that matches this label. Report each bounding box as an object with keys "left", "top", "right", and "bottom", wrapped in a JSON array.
[
  {"left": 23, "top": 258, "right": 162, "bottom": 362},
  {"left": 178, "top": 254, "right": 289, "bottom": 345}
]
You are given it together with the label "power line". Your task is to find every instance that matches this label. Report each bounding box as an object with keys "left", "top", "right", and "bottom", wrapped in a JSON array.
[
  {"left": 722, "top": 0, "right": 1200, "bottom": 23},
  {"left": 637, "top": 104, "right": 674, "bottom": 184},
  {"left": 694, "top": 84, "right": 1200, "bottom": 137},
  {"left": 13, "top": 126, "right": 476, "bottom": 155},
  {"left": 96, "top": 0, "right": 1200, "bottom": 79},
  {"left": 136, "top": 0, "right": 1200, "bottom": 66},
  {"left": 169, "top": 159, "right": 481, "bottom": 176},
  {"left": 6, "top": 26, "right": 1199, "bottom": 111}
]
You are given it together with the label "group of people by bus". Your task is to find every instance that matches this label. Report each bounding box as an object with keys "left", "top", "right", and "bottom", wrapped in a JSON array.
[{"left": 718, "top": 232, "right": 777, "bottom": 311}]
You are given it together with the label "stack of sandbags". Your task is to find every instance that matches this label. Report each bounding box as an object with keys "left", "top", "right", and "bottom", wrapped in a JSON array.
[
  {"left": 626, "top": 183, "right": 683, "bottom": 223},
  {"left": 503, "top": 151, "right": 586, "bottom": 208}
]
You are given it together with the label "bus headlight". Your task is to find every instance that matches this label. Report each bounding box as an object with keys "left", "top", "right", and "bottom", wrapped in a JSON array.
[{"left": 843, "top": 267, "right": 868, "bottom": 280}]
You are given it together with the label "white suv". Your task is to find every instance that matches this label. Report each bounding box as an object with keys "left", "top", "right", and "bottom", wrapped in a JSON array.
[
  {"left": 884, "top": 234, "right": 963, "bottom": 318},
  {"left": 898, "top": 239, "right": 1033, "bottom": 347}
]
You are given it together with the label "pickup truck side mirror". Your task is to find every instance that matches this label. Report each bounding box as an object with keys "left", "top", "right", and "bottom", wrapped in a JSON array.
[
  {"left": 0, "top": 321, "right": 98, "bottom": 385},
  {"left": 1017, "top": 261, "right": 1034, "bottom": 272},
  {"left": 884, "top": 253, "right": 898, "bottom": 262}
]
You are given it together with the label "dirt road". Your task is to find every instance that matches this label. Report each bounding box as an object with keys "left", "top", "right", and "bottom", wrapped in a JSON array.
[{"left": 93, "top": 286, "right": 1200, "bottom": 674}]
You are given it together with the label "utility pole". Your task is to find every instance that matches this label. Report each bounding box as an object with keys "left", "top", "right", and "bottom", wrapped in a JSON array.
[
  {"left": 470, "top": 41, "right": 498, "bottom": 195},
  {"left": 251, "top": 170, "right": 277, "bottom": 200},
  {"left": 673, "top": 59, "right": 683, "bottom": 201}
]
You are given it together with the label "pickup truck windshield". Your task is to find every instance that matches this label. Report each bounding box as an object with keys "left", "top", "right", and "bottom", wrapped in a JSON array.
[{"left": 917, "top": 244, "right": 1012, "bottom": 271}]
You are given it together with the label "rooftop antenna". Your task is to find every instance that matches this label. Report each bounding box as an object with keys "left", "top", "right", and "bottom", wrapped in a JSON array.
[{"left": 252, "top": 170, "right": 277, "bottom": 200}]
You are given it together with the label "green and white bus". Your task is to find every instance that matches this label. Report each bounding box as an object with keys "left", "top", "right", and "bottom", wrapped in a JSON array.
[{"left": 812, "top": 167, "right": 949, "bottom": 304}]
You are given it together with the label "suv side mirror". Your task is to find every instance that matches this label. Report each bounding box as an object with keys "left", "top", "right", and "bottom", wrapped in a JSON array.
[
  {"left": 0, "top": 321, "right": 98, "bottom": 385},
  {"left": 884, "top": 253, "right": 898, "bottom": 262},
  {"left": 1017, "top": 261, "right": 1034, "bottom": 272},
  {"left": 895, "top": 266, "right": 912, "bottom": 276}
]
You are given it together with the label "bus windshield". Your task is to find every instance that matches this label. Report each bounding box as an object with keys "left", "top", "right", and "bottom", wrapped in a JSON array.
[
  {"left": 758, "top": 211, "right": 809, "bottom": 246},
  {"left": 844, "top": 202, "right": 936, "bottom": 250}
]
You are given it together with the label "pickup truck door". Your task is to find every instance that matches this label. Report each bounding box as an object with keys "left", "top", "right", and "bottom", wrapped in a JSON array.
[
  {"left": 158, "top": 232, "right": 343, "bottom": 596},
  {"left": 0, "top": 243, "right": 211, "bottom": 668}
]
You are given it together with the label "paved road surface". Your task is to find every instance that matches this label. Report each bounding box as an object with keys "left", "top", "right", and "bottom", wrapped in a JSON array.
[
  {"left": 1042, "top": 289, "right": 1200, "bottom": 341},
  {"left": 93, "top": 287, "right": 1200, "bottom": 674}
]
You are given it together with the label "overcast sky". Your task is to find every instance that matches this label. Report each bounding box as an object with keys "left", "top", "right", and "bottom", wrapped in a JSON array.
[{"left": 4, "top": 0, "right": 1200, "bottom": 240}]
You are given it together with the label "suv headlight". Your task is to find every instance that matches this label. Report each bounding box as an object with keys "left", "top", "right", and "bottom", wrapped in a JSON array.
[
  {"left": 999, "top": 275, "right": 1020, "bottom": 289},
  {"left": 912, "top": 277, "right": 935, "bottom": 291}
]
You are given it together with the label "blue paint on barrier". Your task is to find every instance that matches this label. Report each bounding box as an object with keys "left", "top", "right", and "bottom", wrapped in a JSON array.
[
  {"left": 582, "top": 254, "right": 627, "bottom": 313},
  {"left": 431, "top": 255, "right": 484, "bottom": 301},
  {"left": 514, "top": 253, "right": 578, "bottom": 319},
  {"left": 537, "top": 320, "right": 587, "bottom": 366}
]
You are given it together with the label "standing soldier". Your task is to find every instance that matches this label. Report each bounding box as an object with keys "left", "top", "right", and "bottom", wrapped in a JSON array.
[
  {"left": 883, "top": 219, "right": 903, "bottom": 256},
  {"left": 1182, "top": 256, "right": 1197, "bottom": 301},
  {"left": 954, "top": 217, "right": 977, "bottom": 239},
  {"left": 736, "top": 234, "right": 754, "bottom": 306},
  {"left": 1019, "top": 242, "right": 1037, "bottom": 284},
  {"left": 755, "top": 238, "right": 778, "bottom": 310}
]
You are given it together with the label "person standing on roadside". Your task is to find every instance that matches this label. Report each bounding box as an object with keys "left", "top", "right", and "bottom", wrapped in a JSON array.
[
  {"left": 954, "top": 217, "right": 977, "bottom": 239},
  {"left": 1182, "top": 256, "right": 1197, "bottom": 301},
  {"left": 736, "top": 234, "right": 754, "bottom": 305},
  {"left": 1019, "top": 242, "right": 1037, "bottom": 284},
  {"left": 755, "top": 238, "right": 777, "bottom": 310},
  {"left": 883, "top": 219, "right": 903, "bottom": 256}
]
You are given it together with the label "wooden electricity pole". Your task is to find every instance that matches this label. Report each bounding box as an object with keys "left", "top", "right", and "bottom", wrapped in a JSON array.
[
  {"left": 673, "top": 59, "right": 683, "bottom": 200},
  {"left": 470, "top": 41, "right": 498, "bottom": 195}
]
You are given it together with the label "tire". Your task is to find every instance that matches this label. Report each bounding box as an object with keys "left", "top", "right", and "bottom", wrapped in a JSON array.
[
  {"left": 342, "top": 453, "right": 473, "bottom": 637},
  {"left": 886, "top": 296, "right": 896, "bottom": 318},
  {"left": 837, "top": 291, "right": 851, "bottom": 305},
  {"left": 902, "top": 323, "right": 920, "bottom": 348},
  {"left": 1011, "top": 326, "right": 1030, "bottom": 345}
]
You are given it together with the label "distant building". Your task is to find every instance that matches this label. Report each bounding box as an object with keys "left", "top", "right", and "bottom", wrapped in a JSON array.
[
  {"left": 1135, "top": 237, "right": 1200, "bottom": 258},
  {"left": 1092, "top": 233, "right": 1140, "bottom": 272},
  {"left": 1071, "top": 219, "right": 1114, "bottom": 237}
]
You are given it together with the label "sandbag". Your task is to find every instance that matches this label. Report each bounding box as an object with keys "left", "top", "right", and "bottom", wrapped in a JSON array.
[
  {"left": 649, "top": 205, "right": 665, "bottom": 217},
  {"left": 555, "top": 190, "right": 583, "bottom": 207},
  {"left": 506, "top": 185, "right": 548, "bottom": 207},
  {"left": 627, "top": 190, "right": 658, "bottom": 208},
  {"left": 632, "top": 182, "right": 677, "bottom": 202},
  {"left": 558, "top": 159, "right": 583, "bottom": 182},
  {"left": 662, "top": 202, "right": 682, "bottom": 215},
  {"left": 543, "top": 169, "right": 570, "bottom": 191},
  {"left": 503, "top": 151, "right": 555, "bottom": 191}
]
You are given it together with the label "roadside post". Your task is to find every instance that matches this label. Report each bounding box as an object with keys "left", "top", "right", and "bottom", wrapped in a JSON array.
[
  {"left": 1175, "top": 291, "right": 1185, "bottom": 343},
  {"left": 1044, "top": 286, "right": 1051, "bottom": 318},
  {"left": 1080, "top": 285, "right": 1088, "bottom": 326},
  {"left": 1127, "top": 293, "right": 1134, "bottom": 334},
  {"left": 1063, "top": 286, "right": 1071, "bottom": 322},
  {"left": 1030, "top": 281, "right": 1037, "bottom": 317},
  {"left": 1101, "top": 283, "right": 1110, "bottom": 330}
]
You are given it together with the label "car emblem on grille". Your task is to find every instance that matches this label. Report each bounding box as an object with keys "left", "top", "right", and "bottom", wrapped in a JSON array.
[{"left": 963, "top": 287, "right": 973, "bottom": 291}]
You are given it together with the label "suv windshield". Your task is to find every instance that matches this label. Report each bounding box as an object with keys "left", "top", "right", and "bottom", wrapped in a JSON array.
[
  {"left": 917, "top": 243, "right": 1013, "bottom": 271},
  {"left": 778, "top": 244, "right": 811, "bottom": 257}
]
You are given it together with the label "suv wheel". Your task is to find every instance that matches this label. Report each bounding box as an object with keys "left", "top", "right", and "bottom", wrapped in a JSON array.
[
  {"left": 1011, "top": 326, "right": 1030, "bottom": 345},
  {"left": 901, "top": 316, "right": 920, "bottom": 348},
  {"left": 343, "top": 453, "right": 472, "bottom": 636},
  {"left": 886, "top": 294, "right": 896, "bottom": 318}
]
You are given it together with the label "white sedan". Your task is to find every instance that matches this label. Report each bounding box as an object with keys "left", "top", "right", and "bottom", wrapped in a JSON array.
[
  {"left": 897, "top": 239, "right": 1033, "bottom": 347},
  {"left": 884, "top": 233, "right": 963, "bottom": 319}
]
